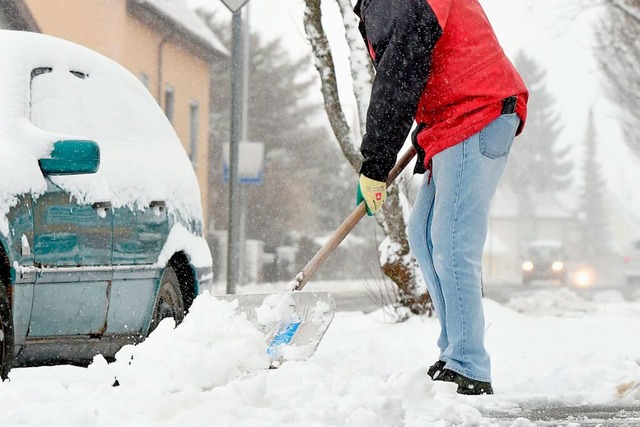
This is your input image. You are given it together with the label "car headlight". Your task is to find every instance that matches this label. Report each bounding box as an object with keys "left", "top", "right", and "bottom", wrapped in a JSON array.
[
  {"left": 552, "top": 261, "right": 564, "bottom": 272},
  {"left": 575, "top": 269, "right": 592, "bottom": 287},
  {"left": 522, "top": 261, "right": 534, "bottom": 271}
]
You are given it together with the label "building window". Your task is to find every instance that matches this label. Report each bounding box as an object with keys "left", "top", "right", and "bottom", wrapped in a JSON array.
[
  {"left": 164, "top": 85, "right": 174, "bottom": 124},
  {"left": 139, "top": 72, "right": 149, "bottom": 89},
  {"left": 189, "top": 101, "right": 199, "bottom": 166}
]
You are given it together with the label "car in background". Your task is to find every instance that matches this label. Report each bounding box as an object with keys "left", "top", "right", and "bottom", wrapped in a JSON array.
[
  {"left": 623, "top": 239, "right": 640, "bottom": 285},
  {"left": 0, "top": 30, "right": 212, "bottom": 380},
  {"left": 522, "top": 240, "right": 566, "bottom": 285}
]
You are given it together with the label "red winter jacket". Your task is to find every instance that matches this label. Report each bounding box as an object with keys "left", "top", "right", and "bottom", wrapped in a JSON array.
[{"left": 354, "top": 0, "right": 528, "bottom": 181}]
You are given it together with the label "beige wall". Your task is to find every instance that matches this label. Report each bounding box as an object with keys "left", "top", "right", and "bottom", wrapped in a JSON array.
[
  {"left": 24, "top": 0, "right": 127, "bottom": 59},
  {"left": 24, "top": 0, "right": 211, "bottom": 225}
]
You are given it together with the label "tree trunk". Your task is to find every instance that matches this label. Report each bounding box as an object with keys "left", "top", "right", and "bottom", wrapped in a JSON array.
[
  {"left": 302, "top": 0, "right": 360, "bottom": 167},
  {"left": 303, "top": 0, "right": 431, "bottom": 315},
  {"left": 378, "top": 183, "right": 433, "bottom": 314}
]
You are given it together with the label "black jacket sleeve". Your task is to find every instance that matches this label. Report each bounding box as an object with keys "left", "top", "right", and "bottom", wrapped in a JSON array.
[{"left": 357, "top": 0, "right": 443, "bottom": 181}]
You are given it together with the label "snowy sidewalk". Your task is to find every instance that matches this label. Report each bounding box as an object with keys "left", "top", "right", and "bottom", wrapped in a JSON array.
[{"left": 1, "top": 286, "right": 640, "bottom": 426}]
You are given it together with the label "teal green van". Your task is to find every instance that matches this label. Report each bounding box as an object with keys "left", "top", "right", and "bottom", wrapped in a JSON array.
[{"left": 0, "top": 31, "right": 213, "bottom": 379}]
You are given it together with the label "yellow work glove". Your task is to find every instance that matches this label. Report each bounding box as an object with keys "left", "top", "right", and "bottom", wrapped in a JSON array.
[{"left": 356, "top": 174, "right": 387, "bottom": 216}]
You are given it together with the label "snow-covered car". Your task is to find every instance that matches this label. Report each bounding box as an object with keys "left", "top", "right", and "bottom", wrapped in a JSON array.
[
  {"left": 623, "top": 239, "right": 640, "bottom": 285},
  {"left": 0, "top": 30, "right": 213, "bottom": 379}
]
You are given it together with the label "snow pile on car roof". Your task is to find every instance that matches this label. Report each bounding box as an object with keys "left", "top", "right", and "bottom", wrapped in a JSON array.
[{"left": 0, "top": 30, "right": 203, "bottom": 235}]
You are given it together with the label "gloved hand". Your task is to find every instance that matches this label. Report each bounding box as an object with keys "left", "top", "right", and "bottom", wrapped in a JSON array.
[{"left": 356, "top": 174, "right": 387, "bottom": 216}]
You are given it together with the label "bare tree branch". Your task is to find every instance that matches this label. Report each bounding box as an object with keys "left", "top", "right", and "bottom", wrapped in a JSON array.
[
  {"left": 302, "top": 0, "right": 361, "bottom": 168},
  {"left": 596, "top": 0, "right": 640, "bottom": 153},
  {"left": 607, "top": 0, "right": 640, "bottom": 23}
]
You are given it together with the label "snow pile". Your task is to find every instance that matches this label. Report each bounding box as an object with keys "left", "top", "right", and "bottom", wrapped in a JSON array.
[
  {"left": 506, "top": 288, "right": 594, "bottom": 316},
  {"left": 102, "top": 293, "right": 270, "bottom": 392}
]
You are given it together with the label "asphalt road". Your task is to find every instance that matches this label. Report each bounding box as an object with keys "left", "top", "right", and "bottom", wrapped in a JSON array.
[
  {"left": 483, "top": 281, "right": 640, "bottom": 304},
  {"left": 332, "top": 290, "right": 384, "bottom": 313},
  {"left": 332, "top": 281, "right": 640, "bottom": 313},
  {"left": 484, "top": 403, "right": 640, "bottom": 426}
]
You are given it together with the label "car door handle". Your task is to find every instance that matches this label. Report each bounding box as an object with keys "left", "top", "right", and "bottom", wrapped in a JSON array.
[
  {"left": 92, "top": 201, "right": 112, "bottom": 210},
  {"left": 92, "top": 201, "right": 112, "bottom": 218},
  {"left": 150, "top": 200, "right": 166, "bottom": 216}
]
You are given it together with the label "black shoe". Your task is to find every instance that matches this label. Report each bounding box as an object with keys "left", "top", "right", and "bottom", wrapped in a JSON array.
[
  {"left": 427, "top": 360, "right": 446, "bottom": 380},
  {"left": 433, "top": 368, "right": 494, "bottom": 395}
]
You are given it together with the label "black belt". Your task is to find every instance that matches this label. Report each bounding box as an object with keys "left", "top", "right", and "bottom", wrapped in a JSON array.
[{"left": 501, "top": 96, "right": 517, "bottom": 115}]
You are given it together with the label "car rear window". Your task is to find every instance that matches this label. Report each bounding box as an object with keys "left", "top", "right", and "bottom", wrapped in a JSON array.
[{"left": 30, "top": 66, "right": 176, "bottom": 149}]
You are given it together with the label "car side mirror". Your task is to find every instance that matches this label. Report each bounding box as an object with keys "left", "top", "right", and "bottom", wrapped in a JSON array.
[{"left": 38, "top": 139, "right": 100, "bottom": 175}]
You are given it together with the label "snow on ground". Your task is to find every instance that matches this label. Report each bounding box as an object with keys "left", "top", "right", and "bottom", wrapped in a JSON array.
[{"left": 1, "top": 284, "right": 640, "bottom": 426}]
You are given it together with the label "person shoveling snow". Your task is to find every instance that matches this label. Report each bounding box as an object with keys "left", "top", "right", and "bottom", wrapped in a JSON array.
[{"left": 353, "top": 0, "right": 528, "bottom": 394}]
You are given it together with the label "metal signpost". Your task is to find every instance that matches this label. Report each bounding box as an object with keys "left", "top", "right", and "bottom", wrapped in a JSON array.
[
  {"left": 219, "top": 0, "right": 249, "bottom": 13},
  {"left": 220, "top": 0, "right": 250, "bottom": 295}
]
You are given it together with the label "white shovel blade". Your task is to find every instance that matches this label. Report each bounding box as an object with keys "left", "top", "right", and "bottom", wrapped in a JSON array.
[{"left": 217, "top": 292, "right": 335, "bottom": 365}]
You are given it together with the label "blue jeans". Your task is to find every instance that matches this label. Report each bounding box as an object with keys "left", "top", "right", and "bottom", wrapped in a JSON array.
[{"left": 407, "top": 114, "right": 519, "bottom": 382}]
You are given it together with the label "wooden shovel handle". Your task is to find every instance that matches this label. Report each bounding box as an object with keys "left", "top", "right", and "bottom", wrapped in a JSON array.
[{"left": 291, "top": 147, "right": 417, "bottom": 291}]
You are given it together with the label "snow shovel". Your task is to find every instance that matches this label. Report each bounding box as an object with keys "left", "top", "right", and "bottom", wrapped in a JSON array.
[{"left": 221, "top": 147, "right": 417, "bottom": 365}]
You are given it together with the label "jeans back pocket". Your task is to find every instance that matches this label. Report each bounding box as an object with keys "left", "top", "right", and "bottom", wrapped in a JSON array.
[{"left": 479, "top": 114, "right": 519, "bottom": 159}]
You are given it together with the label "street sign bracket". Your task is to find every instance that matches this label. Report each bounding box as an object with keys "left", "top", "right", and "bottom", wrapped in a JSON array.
[{"left": 219, "top": 0, "right": 250, "bottom": 13}]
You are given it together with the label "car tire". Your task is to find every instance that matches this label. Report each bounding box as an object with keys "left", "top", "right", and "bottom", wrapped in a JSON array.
[
  {"left": 149, "top": 266, "right": 185, "bottom": 335},
  {"left": 0, "top": 285, "right": 15, "bottom": 381}
]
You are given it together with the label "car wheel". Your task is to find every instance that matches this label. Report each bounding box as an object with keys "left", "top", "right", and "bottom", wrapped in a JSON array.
[
  {"left": 149, "top": 266, "right": 185, "bottom": 335},
  {"left": 0, "top": 285, "right": 15, "bottom": 381}
]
